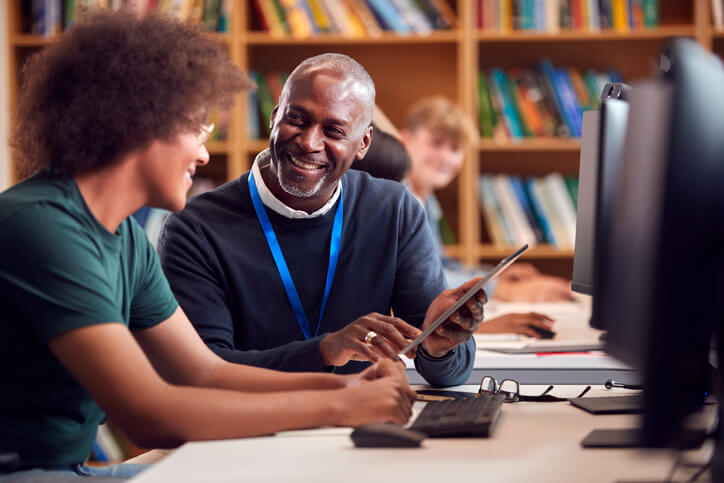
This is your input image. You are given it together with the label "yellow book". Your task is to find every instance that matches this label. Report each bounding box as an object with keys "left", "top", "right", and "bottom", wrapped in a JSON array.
[
  {"left": 307, "top": 0, "right": 332, "bottom": 33},
  {"left": 279, "top": 0, "right": 313, "bottom": 37},
  {"left": 611, "top": 0, "right": 629, "bottom": 31},
  {"left": 260, "top": 0, "right": 286, "bottom": 36}
]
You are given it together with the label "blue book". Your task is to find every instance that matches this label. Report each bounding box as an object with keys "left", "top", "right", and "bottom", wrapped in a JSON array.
[
  {"left": 557, "top": 69, "right": 583, "bottom": 137},
  {"left": 523, "top": 177, "right": 555, "bottom": 246},
  {"left": 510, "top": 176, "right": 545, "bottom": 243},
  {"left": 480, "top": 175, "right": 515, "bottom": 245},
  {"left": 365, "top": 0, "right": 411, "bottom": 33},
  {"left": 491, "top": 68, "right": 524, "bottom": 139},
  {"left": 539, "top": 60, "right": 575, "bottom": 137},
  {"left": 521, "top": 0, "right": 535, "bottom": 30}
]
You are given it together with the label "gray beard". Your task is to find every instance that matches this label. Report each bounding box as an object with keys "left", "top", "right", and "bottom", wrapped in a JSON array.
[{"left": 278, "top": 167, "right": 328, "bottom": 199}]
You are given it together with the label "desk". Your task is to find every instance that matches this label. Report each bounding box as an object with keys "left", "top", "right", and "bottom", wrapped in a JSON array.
[
  {"left": 407, "top": 300, "right": 639, "bottom": 386},
  {"left": 129, "top": 386, "right": 711, "bottom": 483}
]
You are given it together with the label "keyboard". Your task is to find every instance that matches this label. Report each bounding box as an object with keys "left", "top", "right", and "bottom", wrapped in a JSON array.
[{"left": 409, "top": 392, "right": 505, "bottom": 437}]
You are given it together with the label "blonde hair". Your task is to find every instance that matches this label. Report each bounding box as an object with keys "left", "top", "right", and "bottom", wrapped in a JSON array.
[{"left": 404, "top": 96, "right": 476, "bottom": 149}]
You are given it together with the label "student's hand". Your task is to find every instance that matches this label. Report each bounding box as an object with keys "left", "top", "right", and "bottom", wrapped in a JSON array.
[
  {"left": 319, "top": 313, "right": 421, "bottom": 367},
  {"left": 345, "top": 359, "right": 409, "bottom": 388},
  {"left": 334, "top": 375, "right": 416, "bottom": 426},
  {"left": 477, "top": 313, "right": 555, "bottom": 338},
  {"left": 420, "top": 277, "right": 487, "bottom": 357},
  {"left": 498, "top": 262, "right": 541, "bottom": 282},
  {"left": 495, "top": 275, "right": 572, "bottom": 302}
]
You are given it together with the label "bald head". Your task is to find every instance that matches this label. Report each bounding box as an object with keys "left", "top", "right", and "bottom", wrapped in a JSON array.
[{"left": 281, "top": 53, "right": 376, "bottom": 126}]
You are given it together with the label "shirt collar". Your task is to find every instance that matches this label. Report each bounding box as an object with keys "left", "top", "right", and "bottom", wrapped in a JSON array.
[{"left": 251, "top": 149, "right": 342, "bottom": 219}]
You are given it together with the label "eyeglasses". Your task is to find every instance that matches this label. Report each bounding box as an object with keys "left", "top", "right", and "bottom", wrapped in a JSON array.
[
  {"left": 198, "top": 123, "right": 215, "bottom": 145},
  {"left": 478, "top": 376, "right": 591, "bottom": 403}
]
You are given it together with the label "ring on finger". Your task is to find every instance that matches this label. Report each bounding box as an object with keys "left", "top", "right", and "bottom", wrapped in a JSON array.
[{"left": 364, "top": 330, "right": 378, "bottom": 345}]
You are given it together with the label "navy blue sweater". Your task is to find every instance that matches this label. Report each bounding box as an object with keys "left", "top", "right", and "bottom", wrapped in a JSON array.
[{"left": 158, "top": 169, "right": 474, "bottom": 386}]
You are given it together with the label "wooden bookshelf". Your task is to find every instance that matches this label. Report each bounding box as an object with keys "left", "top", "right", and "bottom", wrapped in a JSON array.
[{"left": 5, "top": 0, "right": 718, "bottom": 278}]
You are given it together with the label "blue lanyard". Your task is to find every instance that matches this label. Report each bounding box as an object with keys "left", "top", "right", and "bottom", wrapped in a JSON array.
[{"left": 248, "top": 172, "right": 343, "bottom": 340}]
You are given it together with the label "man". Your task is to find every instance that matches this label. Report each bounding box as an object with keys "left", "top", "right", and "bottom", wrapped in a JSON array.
[
  {"left": 402, "top": 96, "right": 573, "bottom": 306},
  {"left": 159, "top": 54, "right": 486, "bottom": 386},
  {"left": 0, "top": 15, "right": 415, "bottom": 480}
]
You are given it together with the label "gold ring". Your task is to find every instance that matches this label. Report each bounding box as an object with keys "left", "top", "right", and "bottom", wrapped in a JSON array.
[{"left": 364, "top": 331, "right": 378, "bottom": 345}]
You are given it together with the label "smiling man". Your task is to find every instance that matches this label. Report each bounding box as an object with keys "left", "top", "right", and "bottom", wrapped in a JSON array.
[{"left": 158, "top": 54, "right": 486, "bottom": 386}]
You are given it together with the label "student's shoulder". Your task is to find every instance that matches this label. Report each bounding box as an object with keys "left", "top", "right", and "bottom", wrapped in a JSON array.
[{"left": 345, "top": 169, "right": 415, "bottom": 204}]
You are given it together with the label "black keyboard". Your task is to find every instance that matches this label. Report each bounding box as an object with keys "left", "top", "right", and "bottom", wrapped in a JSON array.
[{"left": 409, "top": 392, "right": 505, "bottom": 437}]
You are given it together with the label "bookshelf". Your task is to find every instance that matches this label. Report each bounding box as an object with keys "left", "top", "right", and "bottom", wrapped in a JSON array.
[{"left": 4, "top": 1, "right": 718, "bottom": 278}]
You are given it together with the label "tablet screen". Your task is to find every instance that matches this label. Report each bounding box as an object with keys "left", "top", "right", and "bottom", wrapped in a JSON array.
[{"left": 399, "top": 244, "right": 529, "bottom": 355}]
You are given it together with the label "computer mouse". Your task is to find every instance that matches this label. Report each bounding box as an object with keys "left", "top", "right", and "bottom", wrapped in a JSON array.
[
  {"left": 350, "top": 423, "right": 425, "bottom": 448},
  {"left": 531, "top": 326, "right": 556, "bottom": 339}
]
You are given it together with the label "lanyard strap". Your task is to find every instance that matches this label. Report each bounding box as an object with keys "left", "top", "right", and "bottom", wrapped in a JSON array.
[{"left": 248, "top": 172, "right": 343, "bottom": 340}]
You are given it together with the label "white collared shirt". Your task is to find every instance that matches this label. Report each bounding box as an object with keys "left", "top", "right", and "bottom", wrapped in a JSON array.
[{"left": 251, "top": 149, "right": 342, "bottom": 219}]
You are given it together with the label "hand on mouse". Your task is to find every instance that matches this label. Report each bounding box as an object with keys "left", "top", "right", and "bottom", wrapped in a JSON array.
[
  {"left": 334, "top": 370, "right": 416, "bottom": 426},
  {"left": 476, "top": 313, "right": 555, "bottom": 339}
]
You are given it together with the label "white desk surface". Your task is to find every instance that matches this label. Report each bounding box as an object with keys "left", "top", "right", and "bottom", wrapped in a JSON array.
[
  {"left": 130, "top": 386, "right": 712, "bottom": 483},
  {"left": 406, "top": 299, "right": 637, "bottom": 385}
]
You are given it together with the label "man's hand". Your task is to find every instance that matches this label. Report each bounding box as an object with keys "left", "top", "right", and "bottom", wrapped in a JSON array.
[
  {"left": 319, "top": 313, "right": 421, "bottom": 367},
  {"left": 477, "top": 313, "right": 555, "bottom": 338},
  {"left": 495, "top": 275, "right": 572, "bottom": 302},
  {"left": 420, "top": 277, "right": 487, "bottom": 357},
  {"left": 333, "top": 375, "right": 417, "bottom": 426}
]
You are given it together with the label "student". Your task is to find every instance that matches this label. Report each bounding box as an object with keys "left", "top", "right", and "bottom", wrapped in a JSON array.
[
  {"left": 401, "top": 96, "right": 572, "bottom": 306},
  {"left": 159, "top": 53, "right": 487, "bottom": 387},
  {"left": 0, "top": 14, "right": 416, "bottom": 480}
]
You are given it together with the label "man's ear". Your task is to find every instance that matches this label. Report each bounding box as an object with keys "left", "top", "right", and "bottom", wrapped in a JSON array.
[
  {"left": 270, "top": 105, "right": 279, "bottom": 131},
  {"left": 355, "top": 125, "right": 374, "bottom": 160}
]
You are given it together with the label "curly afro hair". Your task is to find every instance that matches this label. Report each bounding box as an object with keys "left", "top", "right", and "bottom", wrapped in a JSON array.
[{"left": 12, "top": 10, "right": 251, "bottom": 178}]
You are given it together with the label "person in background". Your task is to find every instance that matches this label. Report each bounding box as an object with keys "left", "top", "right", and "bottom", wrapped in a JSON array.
[
  {"left": 0, "top": 14, "right": 414, "bottom": 481},
  {"left": 354, "top": 115, "right": 558, "bottom": 338},
  {"left": 159, "top": 53, "right": 487, "bottom": 387}
]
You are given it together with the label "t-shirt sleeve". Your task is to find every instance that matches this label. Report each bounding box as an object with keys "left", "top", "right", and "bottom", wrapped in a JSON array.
[
  {"left": 0, "top": 205, "right": 125, "bottom": 341},
  {"left": 127, "top": 219, "right": 178, "bottom": 331}
]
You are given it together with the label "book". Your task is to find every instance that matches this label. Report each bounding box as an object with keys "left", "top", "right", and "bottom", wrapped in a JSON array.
[
  {"left": 479, "top": 175, "right": 512, "bottom": 246},
  {"left": 478, "top": 71, "right": 496, "bottom": 137},
  {"left": 510, "top": 175, "right": 545, "bottom": 243}
]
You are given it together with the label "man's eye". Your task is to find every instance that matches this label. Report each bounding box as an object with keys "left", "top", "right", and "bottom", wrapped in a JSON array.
[
  {"left": 287, "top": 113, "right": 302, "bottom": 122},
  {"left": 326, "top": 127, "right": 344, "bottom": 137}
]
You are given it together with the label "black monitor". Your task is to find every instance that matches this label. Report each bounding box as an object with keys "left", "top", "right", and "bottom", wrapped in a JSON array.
[
  {"left": 572, "top": 84, "right": 630, "bottom": 332},
  {"left": 593, "top": 38, "right": 724, "bottom": 458}
]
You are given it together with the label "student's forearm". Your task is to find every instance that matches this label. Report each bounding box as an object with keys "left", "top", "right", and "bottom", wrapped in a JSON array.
[
  {"left": 120, "top": 384, "right": 345, "bottom": 448},
  {"left": 204, "top": 360, "right": 350, "bottom": 392}
]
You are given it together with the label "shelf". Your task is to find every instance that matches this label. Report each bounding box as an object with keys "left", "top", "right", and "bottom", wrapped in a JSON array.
[
  {"left": 205, "top": 141, "right": 230, "bottom": 155},
  {"left": 476, "top": 25, "right": 695, "bottom": 42},
  {"left": 10, "top": 34, "right": 54, "bottom": 46},
  {"left": 245, "top": 30, "right": 461, "bottom": 45},
  {"left": 245, "top": 139, "right": 270, "bottom": 153},
  {"left": 10, "top": 31, "right": 230, "bottom": 47},
  {"left": 476, "top": 245, "right": 574, "bottom": 259},
  {"left": 479, "top": 138, "right": 581, "bottom": 152}
]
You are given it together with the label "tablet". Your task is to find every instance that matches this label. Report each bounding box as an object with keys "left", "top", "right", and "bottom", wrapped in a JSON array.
[{"left": 399, "top": 244, "right": 529, "bottom": 355}]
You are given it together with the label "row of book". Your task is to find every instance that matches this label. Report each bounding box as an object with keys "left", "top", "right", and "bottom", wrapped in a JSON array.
[
  {"left": 247, "top": 70, "right": 289, "bottom": 139},
  {"left": 26, "top": 0, "right": 230, "bottom": 35},
  {"left": 476, "top": 0, "right": 661, "bottom": 32},
  {"left": 479, "top": 173, "right": 578, "bottom": 249},
  {"left": 478, "top": 62, "right": 622, "bottom": 139},
  {"left": 251, "top": 0, "right": 456, "bottom": 37}
]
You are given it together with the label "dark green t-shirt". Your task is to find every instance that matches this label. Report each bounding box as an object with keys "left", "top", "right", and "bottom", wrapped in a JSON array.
[{"left": 0, "top": 174, "right": 178, "bottom": 468}]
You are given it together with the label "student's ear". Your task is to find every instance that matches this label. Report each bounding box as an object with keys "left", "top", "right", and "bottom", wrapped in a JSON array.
[
  {"left": 355, "top": 125, "right": 373, "bottom": 160},
  {"left": 400, "top": 129, "right": 411, "bottom": 147}
]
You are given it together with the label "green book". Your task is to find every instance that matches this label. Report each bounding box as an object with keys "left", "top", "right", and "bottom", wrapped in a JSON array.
[
  {"left": 439, "top": 215, "right": 457, "bottom": 245},
  {"left": 642, "top": 0, "right": 659, "bottom": 27},
  {"left": 478, "top": 71, "right": 494, "bottom": 138},
  {"left": 506, "top": 73, "right": 533, "bottom": 138},
  {"left": 564, "top": 176, "right": 579, "bottom": 210},
  {"left": 255, "top": 73, "right": 275, "bottom": 138},
  {"left": 202, "top": 0, "right": 220, "bottom": 32}
]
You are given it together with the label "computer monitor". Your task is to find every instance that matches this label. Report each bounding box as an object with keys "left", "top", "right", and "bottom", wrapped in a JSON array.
[
  {"left": 593, "top": 38, "right": 724, "bottom": 458},
  {"left": 572, "top": 85, "right": 629, "bottom": 332}
]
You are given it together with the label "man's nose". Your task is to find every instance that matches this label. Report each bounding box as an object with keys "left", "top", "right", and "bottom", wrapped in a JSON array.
[{"left": 297, "top": 125, "right": 324, "bottom": 151}]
